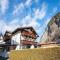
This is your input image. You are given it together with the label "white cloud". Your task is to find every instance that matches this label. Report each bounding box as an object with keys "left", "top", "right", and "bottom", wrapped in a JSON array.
[
  {"left": 25, "top": 0, "right": 32, "bottom": 6},
  {"left": 21, "top": 14, "right": 41, "bottom": 30},
  {"left": 0, "top": 17, "right": 40, "bottom": 35},
  {"left": 0, "top": 1, "right": 47, "bottom": 39},
  {"left": 34, "top": 2, "right": 47, "bottom": 20},
  {"left": 18, "top": 2, "right": 47, "bottom": 31},
  {"left": 7, "top": 19, "right": 20, "bottom": 32},
  {"left": 0, "top": 20, "right": 7, "bottom": 34},
  {"left": 13, "top": 2, "right": 47, "bottom": 21},
  {"left": 12, "top": 2, "right": 47, "bottom": 25},
  {"left": 9, "top": 19, "right": 19, "bottom": 25},
  {"left": 12, "top": 2, "right": 47, "bottom": 31},
  {"left": 0, "top": 19, "right": 20, "bottom": 34},
  {"left": 13, "top": 0, "right": 32, "bottom": 16},
  {"left": 0, "top": 0, "right": 9, "bottom": 14},
  {"left": 0, "top": 13, "right": 40, "bottom": 34},
  {"left": 13, "top": 3, "right": 24, "bottom": 16}
]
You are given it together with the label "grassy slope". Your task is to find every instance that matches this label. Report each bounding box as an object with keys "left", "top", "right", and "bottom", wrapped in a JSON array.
[{"left": 10, "top": 46, "right": 60, "bottom": 60}]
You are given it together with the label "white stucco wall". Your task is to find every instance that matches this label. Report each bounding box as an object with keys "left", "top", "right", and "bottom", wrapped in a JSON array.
[
  {"left": 11, "top": 33, "right": 20, "bottom": 44},
  {"left": 11, "top": 32, "right": 21, "bottom": 50},
  {"left": 11, "top": 32, "right": 25, "bottom": 50},
  {"left": 30, "top": 45, "right": 34, "bottom": 49}
]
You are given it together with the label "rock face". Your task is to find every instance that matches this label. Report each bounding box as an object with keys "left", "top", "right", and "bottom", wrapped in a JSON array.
[
  {"left": 48, "top": 12, "right": 60, "bottom": 43},
  {"left": 41, "top": 12, "right": 60, "bottom": 43}
]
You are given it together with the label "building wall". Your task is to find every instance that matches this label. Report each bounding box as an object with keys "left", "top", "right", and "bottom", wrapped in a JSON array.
[
  {"left": 11, "top": 31, "right": 36, "bottom": 50},
  {"left": 11, "top": 32, "right": 21, "bottom": 50},
  {"left": 11, "top": 32, "right": 32, "bottom": 50}
]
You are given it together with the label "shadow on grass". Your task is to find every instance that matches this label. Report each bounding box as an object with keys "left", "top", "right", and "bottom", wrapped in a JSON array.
[{"left": 0, "top": 56, "right": 7, "bottom": 60}]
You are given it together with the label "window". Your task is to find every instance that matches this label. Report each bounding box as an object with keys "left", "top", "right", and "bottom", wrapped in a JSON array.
[{"left": 26, "top": 45, "right": 31, "bottom": 48}]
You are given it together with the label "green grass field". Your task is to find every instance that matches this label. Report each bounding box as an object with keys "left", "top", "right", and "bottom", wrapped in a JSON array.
[{"left": 10, "top": 46, "right": 60, "bottom": 60}]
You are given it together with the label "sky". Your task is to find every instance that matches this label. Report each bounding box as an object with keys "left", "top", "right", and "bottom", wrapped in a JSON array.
[{"left": 0, "top": 0, "right": 60, "bottom": 42}]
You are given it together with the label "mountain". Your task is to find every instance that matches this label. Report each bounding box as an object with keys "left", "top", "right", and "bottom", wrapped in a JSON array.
[
  {"left": 48, "top": 12, "right": 60, "bottom": 43},
  {"left": 40, "top": 12, "right": 60, "bottom": 43}
]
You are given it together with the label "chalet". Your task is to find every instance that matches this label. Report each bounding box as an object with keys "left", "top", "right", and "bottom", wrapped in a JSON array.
[
  {"left": 0, "top": 27, "right": 38, "bottom": 59},
  {"left": 3, "top": 27, "right": 38, "bottom": 50},
  {"left": 11, "top": 27, "right": 38, "bottom": 50}
]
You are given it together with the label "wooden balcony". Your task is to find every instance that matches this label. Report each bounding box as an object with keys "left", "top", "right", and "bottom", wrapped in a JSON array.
[{"left": 21, "top": 40, "right": 37, "bottom": 46}]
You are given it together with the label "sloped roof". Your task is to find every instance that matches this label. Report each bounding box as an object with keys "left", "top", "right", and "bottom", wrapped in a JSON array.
[{"left": 12, "top": 27, "right": 39, "bottom": 39}]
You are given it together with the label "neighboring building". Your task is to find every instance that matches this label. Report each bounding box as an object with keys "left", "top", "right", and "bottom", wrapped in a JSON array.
[{"left": 4, "top": 31, "right": 12, "bottom": 44}]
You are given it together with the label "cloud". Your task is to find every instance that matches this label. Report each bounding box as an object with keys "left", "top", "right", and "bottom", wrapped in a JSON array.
[
  {"left": 0, "top": 19, "right": 20, "bottom": 34},
  {"left": 0, "top": 20, "right": 7, "bottom": 34},
  {"left": 21, "top": 14, "right": 41, "bottom": 30},
  {"left": 12, "top": 1, "right": 47, "bottom": 23},
  {"left": 0, "top": 17, "right": 40, "bottom": 35},
  {"left": 12, "top": 2, "right": 47, "bottom": 34},
  {"left": 34, "top": 2, "right": 47, "bottom": 20},
  {"left": 13, "top": 0, "right": 32, "bottom": 16},
  {"left": 25, "top": 0, "right": 32, "bottom": 6},
  {"left": 0, "top": 0, "right": 9, "bottom": 14},
  {"left": 9, "top": 19, "right": 19, "bottom": 25},
  {"left": 13, "top": 3, "right": 24, "bottom": 16},
  {"left": 7, "top": 19, "right": 20, "bottom": 31},
  {"left": 0, "top": 1, "right": 48, "bottom": 40}
]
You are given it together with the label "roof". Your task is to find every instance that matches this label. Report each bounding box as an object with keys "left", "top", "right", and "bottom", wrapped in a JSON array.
[
  {"left": 3, "top": 31, "right": 12, "bottom": 41},
  {"left": 12, "top": 27, "right": 39, "bottom": 39}
]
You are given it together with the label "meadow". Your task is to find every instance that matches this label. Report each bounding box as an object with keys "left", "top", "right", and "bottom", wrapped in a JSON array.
[{"left": 10, "top": 46, "right": 60, "bottom": 60}]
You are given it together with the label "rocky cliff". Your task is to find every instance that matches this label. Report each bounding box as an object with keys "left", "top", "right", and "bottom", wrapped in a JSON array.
[
  {"left": 48, "top": 12, "right": 60, "bottom": 43},
  {"left": 41, "top": 12, "right": 60, "bottom": 43}
]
